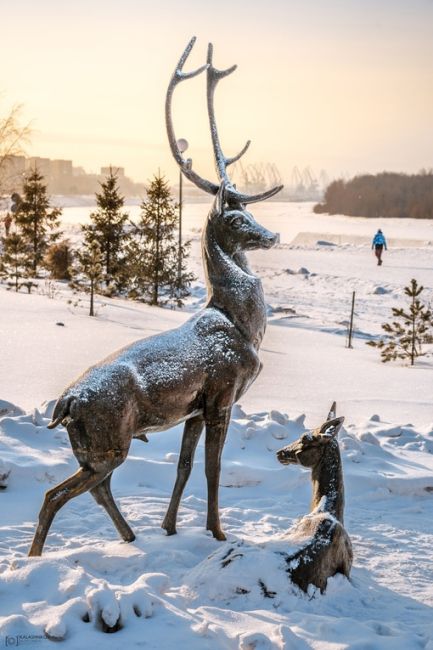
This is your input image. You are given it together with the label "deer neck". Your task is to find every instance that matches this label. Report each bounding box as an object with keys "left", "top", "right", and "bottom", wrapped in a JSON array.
[
  {"left": 310, "top": 441, "right": 345, "bottom": 524},
  {"left": 203, "top": 226, "right": 267, "bottom": 349}
]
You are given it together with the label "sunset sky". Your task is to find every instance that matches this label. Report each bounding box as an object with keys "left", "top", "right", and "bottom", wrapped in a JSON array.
[{"left": 1, "top": 0, "right": 433, "bottom": 185}]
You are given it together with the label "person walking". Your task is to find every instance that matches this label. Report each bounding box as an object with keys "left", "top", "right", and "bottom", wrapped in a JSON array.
[
  {"left": 372, "top": 229, "right": 387, "bottom": 266},
  {"left": 4, "top": 213, "right": 12, "bottom": 237}
]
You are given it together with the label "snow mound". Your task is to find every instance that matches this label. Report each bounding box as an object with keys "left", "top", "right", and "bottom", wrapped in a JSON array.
[
  {"left": 2, "top": 402, "right": 433, "bottom": 647},
  {"left": 185, "top": 536, "right": 307, "bottom": 607},
  {"left": 373, "top": 285, "right": 392, "bottom": 295},
  {"left": 0, "top": 399, "right": 25, "bottom": 418},
  {"left": 285, "top": 267, "right": 310, "bottom": 275},
  {"left": 0, "top": 558, "right": 165, "bottom": 641}
]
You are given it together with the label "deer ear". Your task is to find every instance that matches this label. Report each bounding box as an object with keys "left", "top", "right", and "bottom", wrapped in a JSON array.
[
  {"left": 319, "top": 416, "right": 344, "bottom": 440},
  {"left": 215, "top": 181, "right": 227, "bottom": 214}
]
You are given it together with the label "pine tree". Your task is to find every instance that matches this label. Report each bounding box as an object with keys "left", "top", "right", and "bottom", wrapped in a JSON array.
[
  {"left": 14, "top": 168, "right": 61, "bottom": 275},
  {"left": 0, "top": 232, "right": 32, "bottom": 291},
  {"left": 367, "top": 278, "right": 433, "bottom": 365},
  {"left": 81, "top": 167, "right": 129, "bottom": 290},
  {"left": 126, "top": 172, "right": 194, "bottom": 306},
  {"left": 44, "top": 240, "right": 73, "bottom": 280},
  {"left": 74, "top": 240, "right": 104, "bottom": 316}
]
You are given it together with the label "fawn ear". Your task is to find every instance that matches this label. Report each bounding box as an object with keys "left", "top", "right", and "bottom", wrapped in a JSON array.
[
  {"left": 319, "top": 416, "right": 344, "bottom": 440},
  {"left": 326, "top": 401, "right": 336, "bottom": 420}
]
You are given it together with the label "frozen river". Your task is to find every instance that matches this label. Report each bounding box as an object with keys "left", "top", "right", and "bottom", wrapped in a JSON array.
[{"left": 58, "top": 199, "right": 433, "bottom": 246}]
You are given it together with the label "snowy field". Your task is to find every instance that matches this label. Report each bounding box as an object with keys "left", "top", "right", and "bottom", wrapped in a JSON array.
[{"left": 1, "top": 201, "right": 433, "bottom": 649}]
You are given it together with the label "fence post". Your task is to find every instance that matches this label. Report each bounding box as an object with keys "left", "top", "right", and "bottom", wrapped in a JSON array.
[{"left": 347, "top": 291, "right": 355, "bottom": 348}]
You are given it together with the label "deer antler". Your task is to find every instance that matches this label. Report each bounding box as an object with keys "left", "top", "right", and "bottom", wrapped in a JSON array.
[
  {"left": 165, "top": 37, "right": 218, "bottom": 195},
  {"left": 166, "top": 38, "right": 284, "bottom": 205},
  {"left": 205, "top": 44, "right": 283, "bottom": 204},
  {"left": 206, "top": 43, "right": 250, "bottom": 184}
]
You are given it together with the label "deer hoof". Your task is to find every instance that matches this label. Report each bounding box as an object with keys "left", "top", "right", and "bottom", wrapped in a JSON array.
[
  {"left": 211, "top": 528, "right": 227, "bottom": 541},
  {"left": 161, "top": 520, "right": 177, "bottom": 536},
  {"left": 28, "top": 542, "right": 43, "bottom": 557}
]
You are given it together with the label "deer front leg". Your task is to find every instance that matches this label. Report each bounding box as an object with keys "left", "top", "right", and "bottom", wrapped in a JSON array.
[
  {"left": 204, "top": 407, "right": 231, "bottom": 541},
  {"left": 162, "top": 415, "right": 204, "bottom": 535},
  {"left": 90, "top": 472, "right": 135, "bottom": 543},
  {"left": 29, "top": 467, "right": 106, "bottom": 557}
]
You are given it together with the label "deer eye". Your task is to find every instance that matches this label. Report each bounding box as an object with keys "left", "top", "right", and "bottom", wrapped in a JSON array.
[{"left": 231, "top": 216, "right": 243, "bottom": 228}]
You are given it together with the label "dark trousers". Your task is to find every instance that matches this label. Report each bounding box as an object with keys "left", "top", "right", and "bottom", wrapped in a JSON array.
[{"left": 374, "top": 245, "right": 384, "bottom": 265}]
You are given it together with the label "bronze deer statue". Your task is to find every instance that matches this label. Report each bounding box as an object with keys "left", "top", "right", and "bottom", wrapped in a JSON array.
[
  {"left": 277, "top": 402, "right": 353, "bottom": 593},
  {"left": 28, "top": 37, "right": 283, "bottom": 556}
]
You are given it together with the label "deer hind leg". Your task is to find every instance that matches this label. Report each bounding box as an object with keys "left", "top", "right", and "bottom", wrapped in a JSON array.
[
  {"left": 204, "top": 406, "right": 231, "bottom": 541},
  {"left": 162, "top": 415, "right": 204, "bottom": 535},
  {"left": 90, "top": 472, "right": 135, "bottom": 543},
  {"left": 28, "top": 467, "right": 106, "bottom": 557}
]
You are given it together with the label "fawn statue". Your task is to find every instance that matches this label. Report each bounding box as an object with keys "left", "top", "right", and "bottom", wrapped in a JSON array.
[
  {"left": 277, "top": 402, "right": 353, "bottom": 592},
  {"left": 185, "top": 404, "right": 352, "bottom": 600},
  {"left": 28, "top": 37, "right": 283, "bottom": 556}
]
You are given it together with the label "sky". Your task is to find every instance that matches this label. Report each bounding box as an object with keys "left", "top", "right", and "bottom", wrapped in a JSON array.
[{"left": 1, "top": 0, "right": 433, "bottom": 186}]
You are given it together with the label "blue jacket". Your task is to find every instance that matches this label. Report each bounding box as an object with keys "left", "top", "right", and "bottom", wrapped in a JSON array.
[{"left": 372, "top": 232, "right": 387, "bottom": 249}]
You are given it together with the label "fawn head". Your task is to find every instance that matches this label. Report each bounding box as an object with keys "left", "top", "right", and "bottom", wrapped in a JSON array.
[{"left": 277, "top": 414, "right": 344, "bottom": 469}]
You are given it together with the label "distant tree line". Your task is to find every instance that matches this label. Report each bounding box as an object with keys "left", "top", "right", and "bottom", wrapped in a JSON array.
[
  {"left": 314, "top": 171, "right": 433, "bottom": 219},
  {"left": 0, "top": 167, "right": 195, "bottom": 313}
]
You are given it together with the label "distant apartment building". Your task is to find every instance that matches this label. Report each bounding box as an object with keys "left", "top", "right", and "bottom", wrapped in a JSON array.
[
  {"left": 26, "top": 156, "right": 52, "bottom": 177},
  {"left": 51, "top": 159, "right": 73, "bottom": 177},
  {"left": 1, "top": 155, "right": 144, "bottom": 196},
  {"left": 0, "top": 155, "right": 26, "bottom": 191}
]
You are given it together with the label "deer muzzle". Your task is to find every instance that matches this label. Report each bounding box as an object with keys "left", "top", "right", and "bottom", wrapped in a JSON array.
[
  {"left": 247, "top": 225, "right": 278, "bottom": 250},
  {"left": 261, "top": 229, "right": 279, "bottom": 248},
  {"left": 276, "top": 444, "right": 299, "bottom": 465}
]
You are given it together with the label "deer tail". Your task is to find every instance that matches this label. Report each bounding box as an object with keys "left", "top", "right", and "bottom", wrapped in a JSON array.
[{"left": 47, "top": 396, "right": 76, "bottom": 429}]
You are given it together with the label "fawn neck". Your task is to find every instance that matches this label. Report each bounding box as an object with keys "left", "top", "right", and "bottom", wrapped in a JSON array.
[
  {"left": 203, "top": 224, "right": 267, "bottom": 349},
  {"left": 311, "top": 440, "right": 345, "bottom": 523}
]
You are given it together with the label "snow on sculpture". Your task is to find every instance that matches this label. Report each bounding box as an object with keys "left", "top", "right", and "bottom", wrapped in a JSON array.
[
  {"left": 186, "top": 404, "right": 352, "bottom": 601},
  {"left": 276, "top": 402, "right": 353, "bottom": 592},
  {"left": 28, "top": 37, "right": 283, "bottom": 556}
]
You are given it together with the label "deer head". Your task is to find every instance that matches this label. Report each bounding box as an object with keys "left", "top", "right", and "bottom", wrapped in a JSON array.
[
  {"left": 276, "top": 403, "right": 344, "bottom": 469},
  {"left": 165, "top": 37, "right": 283, "bottom": 207},
  {"left": 207, "top": 182, "right": 278, "bottom": 255}
]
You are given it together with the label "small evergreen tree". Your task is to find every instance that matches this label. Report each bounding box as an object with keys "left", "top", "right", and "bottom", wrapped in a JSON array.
[
  {"left": 126, "top": 172, "right": 194, "bottom": 305},
  {"left": 81, "top": 167, "right": 129, "bottom": 289},
  {"left": 44, "top": 240, "right": 73, "bottom": 280},
  {"left": 0, "top": 232, "right": 32, "bottom": 291},
  {"left": 14, "top": 168, "right": 61, "bottom": 275},
  {"left": 367, "top": 278, "right": 433, "bottom": 365},
  {"left": 74, "top": 240, "right": 104, "bottom": 316}
]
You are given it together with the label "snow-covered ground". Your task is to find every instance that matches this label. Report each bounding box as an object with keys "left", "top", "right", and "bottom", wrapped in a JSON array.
[{"left": 1, "top": 201, "right": 433, "bottom": 649}]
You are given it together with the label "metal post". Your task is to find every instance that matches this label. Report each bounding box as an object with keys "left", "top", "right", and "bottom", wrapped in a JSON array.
[
  {"left": 176, "top": 139, "right": 188, "bottom": 291},
  {"left": 177, "top": 168, "right": 183, "bottom": 289},
  {"left": 348, "top": 291, "right": 355, "bottom": 348}
]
